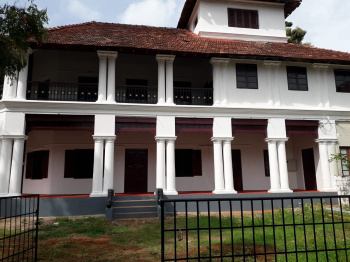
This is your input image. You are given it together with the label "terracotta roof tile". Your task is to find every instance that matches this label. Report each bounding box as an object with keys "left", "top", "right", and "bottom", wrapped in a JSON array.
[{"left": 31, "top": 21, "right": 350, "bottom": 65}]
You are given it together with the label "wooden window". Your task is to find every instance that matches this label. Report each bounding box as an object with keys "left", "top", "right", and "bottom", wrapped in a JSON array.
[
  {"left": 263, "top": 150, "right": 270, "bottom": 177},
  {"left": 175, "top": 149, "right": 202, "bottom": 177},
  {"left": 287, "top": 66, "right": 308, "bottom": 91},
  {"left": 334, "top": 70, "right": 350, "bottom": 93},
  {"left": 228, "top": 8, "right": 259, "bottom": 29},
  {"left": 236, "top": 64, "right": 258, "bottom": 89},
  {"left": 25, "top": 151, "right": 49, "bottom": 179},
  {"left": 340, "top": 148, "right": 350, "bottom": 176},
  {"left": 64, "top": 149, "right": 94, "bottom": 179}
]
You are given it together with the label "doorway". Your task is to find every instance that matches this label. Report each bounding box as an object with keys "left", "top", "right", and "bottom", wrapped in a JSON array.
[
  {"left": 124, "top": 149, "right": 148, "bottom": 193},
  {"left": 302, "top": 148, "right": 317, "bottom": 190}
]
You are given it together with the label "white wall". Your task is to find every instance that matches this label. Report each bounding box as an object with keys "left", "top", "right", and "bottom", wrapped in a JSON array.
[{"left": 193, "top": 0, "right": 287, "bottom": 42}]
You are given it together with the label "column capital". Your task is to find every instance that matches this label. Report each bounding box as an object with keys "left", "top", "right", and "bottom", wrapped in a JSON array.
[
  {"left": 315, "top": 138, "right": 338, "bottom": 145},
  {"left": 97, "top": 50, "right": 118, "bottom": 59},
  {"left": 263, "top": 61, "right": 281, "bottom": 68},
  {"left": 156, "top": 54, "right": 175, "bottom": 62},
  {"left": 313, "top": 63, "right": 329, "bottom": 71},
  {"left": 211, "top": 137, "right": 234, "bottom": 142},
  {"left": 0, "top": 135, "right": 27, "bottom": 141},
  {"left": 93, "top": 135, "right": 116, "bottom": 141},
  {"left": 155, "top": 136, "right": 176, "bottom": 141},
  {"left": 265, "top": 137, "right": 288, "bottom": 143},
  {"left": 210, "top": 57, "right": 230, "bottom": 65}
]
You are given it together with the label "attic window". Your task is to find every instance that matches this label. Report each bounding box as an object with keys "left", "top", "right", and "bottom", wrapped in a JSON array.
[{"left": 228, "top": 8, "right": 259, "bottom": 29}]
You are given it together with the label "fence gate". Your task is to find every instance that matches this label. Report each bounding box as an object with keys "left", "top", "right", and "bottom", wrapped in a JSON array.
[
  {"left": 160, "top": 195, "right": 350, "bottom": 261},
  {"left": 1, "top": 195, "right": 39, "bottom": 262}
]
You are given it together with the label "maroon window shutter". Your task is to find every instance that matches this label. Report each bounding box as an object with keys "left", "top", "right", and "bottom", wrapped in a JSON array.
[
  {"left": 25, "top": 152, "right": 34, "bottom": 179},
  {"left": 41, "top": 150, "right": 50, "bottom": 179},
  {"left": 64, "top": 150, "right": 76, "bottom": 178},
  {"left": 251, "top": 10, "right": 259, "bottom": 29},
  {"left": 192, "top": 150, "right": 202, "bottom": 176}
]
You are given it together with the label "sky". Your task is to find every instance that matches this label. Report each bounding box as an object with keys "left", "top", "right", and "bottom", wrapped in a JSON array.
[{"left": 4, "top": 0, "right": 350, "bottom": 53}]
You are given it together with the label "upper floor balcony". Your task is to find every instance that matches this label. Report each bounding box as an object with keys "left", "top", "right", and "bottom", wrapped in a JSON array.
[
  {"left": 2, "top": 49, "right": 350, "bottom": 111},
  {"left": 2, "top": 50, "right": 213, "bottom": 107}
]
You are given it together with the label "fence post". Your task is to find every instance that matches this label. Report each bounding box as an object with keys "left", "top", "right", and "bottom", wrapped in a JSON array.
[{"left": 161, "top": 199, "right": 165, "bottom": 262}]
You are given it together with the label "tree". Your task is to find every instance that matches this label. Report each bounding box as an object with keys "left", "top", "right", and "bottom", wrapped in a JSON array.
[
  {"left": 329, "top": 153, "right": 350, "bottom": 174},
  {"left": 0, "top": 1, "right": 48, "bottom": 81},
  {"left": 285, "top": 21, "right": 311, "bottom": 46}
]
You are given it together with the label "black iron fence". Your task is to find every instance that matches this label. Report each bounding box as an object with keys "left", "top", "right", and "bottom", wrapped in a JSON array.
[
  {"left": 27, "top": 82, "right": 98, "bottom": 102},
  {"left": 160, "top": 195, "right": 350, "bottom": 261},
  {"left": 115, "top": 84, "right": 157, "bottom": 104},
  {"left": 0, "top": 195, "right": 39, "bottom": 262},
  {"left": 174, "top": 87, "right": 213, "bottom": 106}
]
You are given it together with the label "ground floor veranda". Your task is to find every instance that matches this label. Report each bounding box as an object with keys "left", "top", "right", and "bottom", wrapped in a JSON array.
[{"left": 0, "top": 113, "right": 339, "bottom": 197}]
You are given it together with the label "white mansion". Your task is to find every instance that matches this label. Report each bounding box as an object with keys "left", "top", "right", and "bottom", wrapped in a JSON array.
[{"left": 1, "top": 0, "right": 350, "bottom": 198}]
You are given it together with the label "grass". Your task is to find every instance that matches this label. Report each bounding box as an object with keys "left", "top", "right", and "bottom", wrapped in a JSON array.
[{"left": 1, "top": 203, "right": 350, "bottom": 261}]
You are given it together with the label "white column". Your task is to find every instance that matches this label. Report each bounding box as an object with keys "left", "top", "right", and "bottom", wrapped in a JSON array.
[
  {"left": 266, "top": 139, "right": 281, "bottom": 193},
  {"left": 264, "top": 61, "right": 281, "bottom": 107},
  {"left": 9, "top": 137, "right": 27, "bottom": 196},
  {"left": 6, "top": 74, "right": 18, "bottom": 99},
  {"left": 103, "top": 137, "right": 116, "bottom": 195},
  {"left": 156, "top": 56, "right": 166, "bottom": 104},
  {"left": 155, "top": 138, "right": 166, "bottom": 190},
  {"left": 329, "top": 142, "right": 338, "bottom": 188},
  {"left": 107, "top": 52, "right": 118, "bottom": 103},
  {"left": 317, "top": 140, "right": 335, "bottom": 191},
  {"left": 90, "top": 137, "right": 105, "bottom": 197},
  {"left": 165, "top": 57, "right": 175, "bottom": 104},
  {"left": 223, "top": 139, "right": 237, "bottom": 193},
  {"left": 2, "top": 75, "right": 9, "bottom": 99},
  {"left": 0, "top": 138, "right": 13, "bottom": 195},
  {"left": 17, "top": 51, "right": 32, "bottom": 100},
  {"left": 97, "top": 51, "right": 107, "bottom": 102},
  {"left": 313, "top": 64, "right": 330, "bottom": 107},
  {"left": 165, "top": 138, "right": 177, "bottom": 195},
  {"left": 277, "top": 139, "right": 292, "bottom": 192},
  {"left": 212, "top": 139, "right": 225, "bottom": 194}
]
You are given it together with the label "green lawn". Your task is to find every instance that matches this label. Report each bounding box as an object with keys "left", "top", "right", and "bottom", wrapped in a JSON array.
[{"left": 1, "top": 203, "right": 350, "bottom": 261}]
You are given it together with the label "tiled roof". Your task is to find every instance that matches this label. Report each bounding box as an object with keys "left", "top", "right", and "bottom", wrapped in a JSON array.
[
  {"left": 32, "top": 21, "right": 350, "bottom": 65},
  {"left": 177, "top": 0, "right": 302, "bottom": 29}
]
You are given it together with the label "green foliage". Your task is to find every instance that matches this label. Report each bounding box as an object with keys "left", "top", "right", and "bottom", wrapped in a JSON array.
[
  {"left": 329, "top": 153, "right": 350, "bottom": 172},
  {"left": 285, "top": 21, "right": 311, "bottom": 46},
  {"left": 0, "top": 1, "right": 48, "bottom": 80}
]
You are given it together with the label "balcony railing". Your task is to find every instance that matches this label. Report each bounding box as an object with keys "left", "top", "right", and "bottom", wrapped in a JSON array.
[
  {"left": 115, "top": 84, "right": 158, "bottom": 104},
  {"left": 25, "top": 82, "right": 213, "bottom": 106},
  {"left": 27, "top": 81, "right": 98, "bottom": 102},
  {"left": 174, "top": 87, "right": 213, "bottom": 106}
]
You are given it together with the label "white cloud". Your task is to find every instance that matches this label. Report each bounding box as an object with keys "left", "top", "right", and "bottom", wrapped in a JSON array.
[
  {"left": 67, "top": 0, "right": 101, "bottom": 22},
  {"left": 288, "top": 0, "right": 350, "bottom": 52},
  {"left": 120, "top": 0, "right": 177, "bottom": 27}
]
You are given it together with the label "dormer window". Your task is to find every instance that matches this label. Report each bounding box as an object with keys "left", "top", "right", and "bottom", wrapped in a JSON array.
[{"left": 228, "top": 8, "right": 259, "bottom": 29}]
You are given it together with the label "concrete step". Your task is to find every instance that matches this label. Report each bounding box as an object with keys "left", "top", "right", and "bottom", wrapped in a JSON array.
[
  {"left": 114, "top": 195, "right": 155, "bottom": 201},
  {"left": 114, "top": 212, "right": 158, "bottom": 219},
  {"left": 114, "top": 199, "right": 157, "bottom": 207},
  {"left": 114, "top": 206, "right": 157, "bottom": 213}
]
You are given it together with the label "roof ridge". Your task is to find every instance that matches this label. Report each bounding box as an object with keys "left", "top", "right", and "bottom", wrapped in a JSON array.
[
  {"left": 48, "top": 21, "right": 189, "bottom": 32},
  {"left": 48, "top": 21, "right": 97, "bottom": 31}
]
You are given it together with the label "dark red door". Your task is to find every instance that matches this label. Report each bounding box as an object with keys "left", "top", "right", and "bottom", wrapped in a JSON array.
[
  {"left": 302, "top": 148, "right": 317, "bottom": 190},
  {"left": 232, "top": 150, "right": 243, "bottom": 191},
  {"left": 124, "top": 149, "right": 148, "bottom": 193}
]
